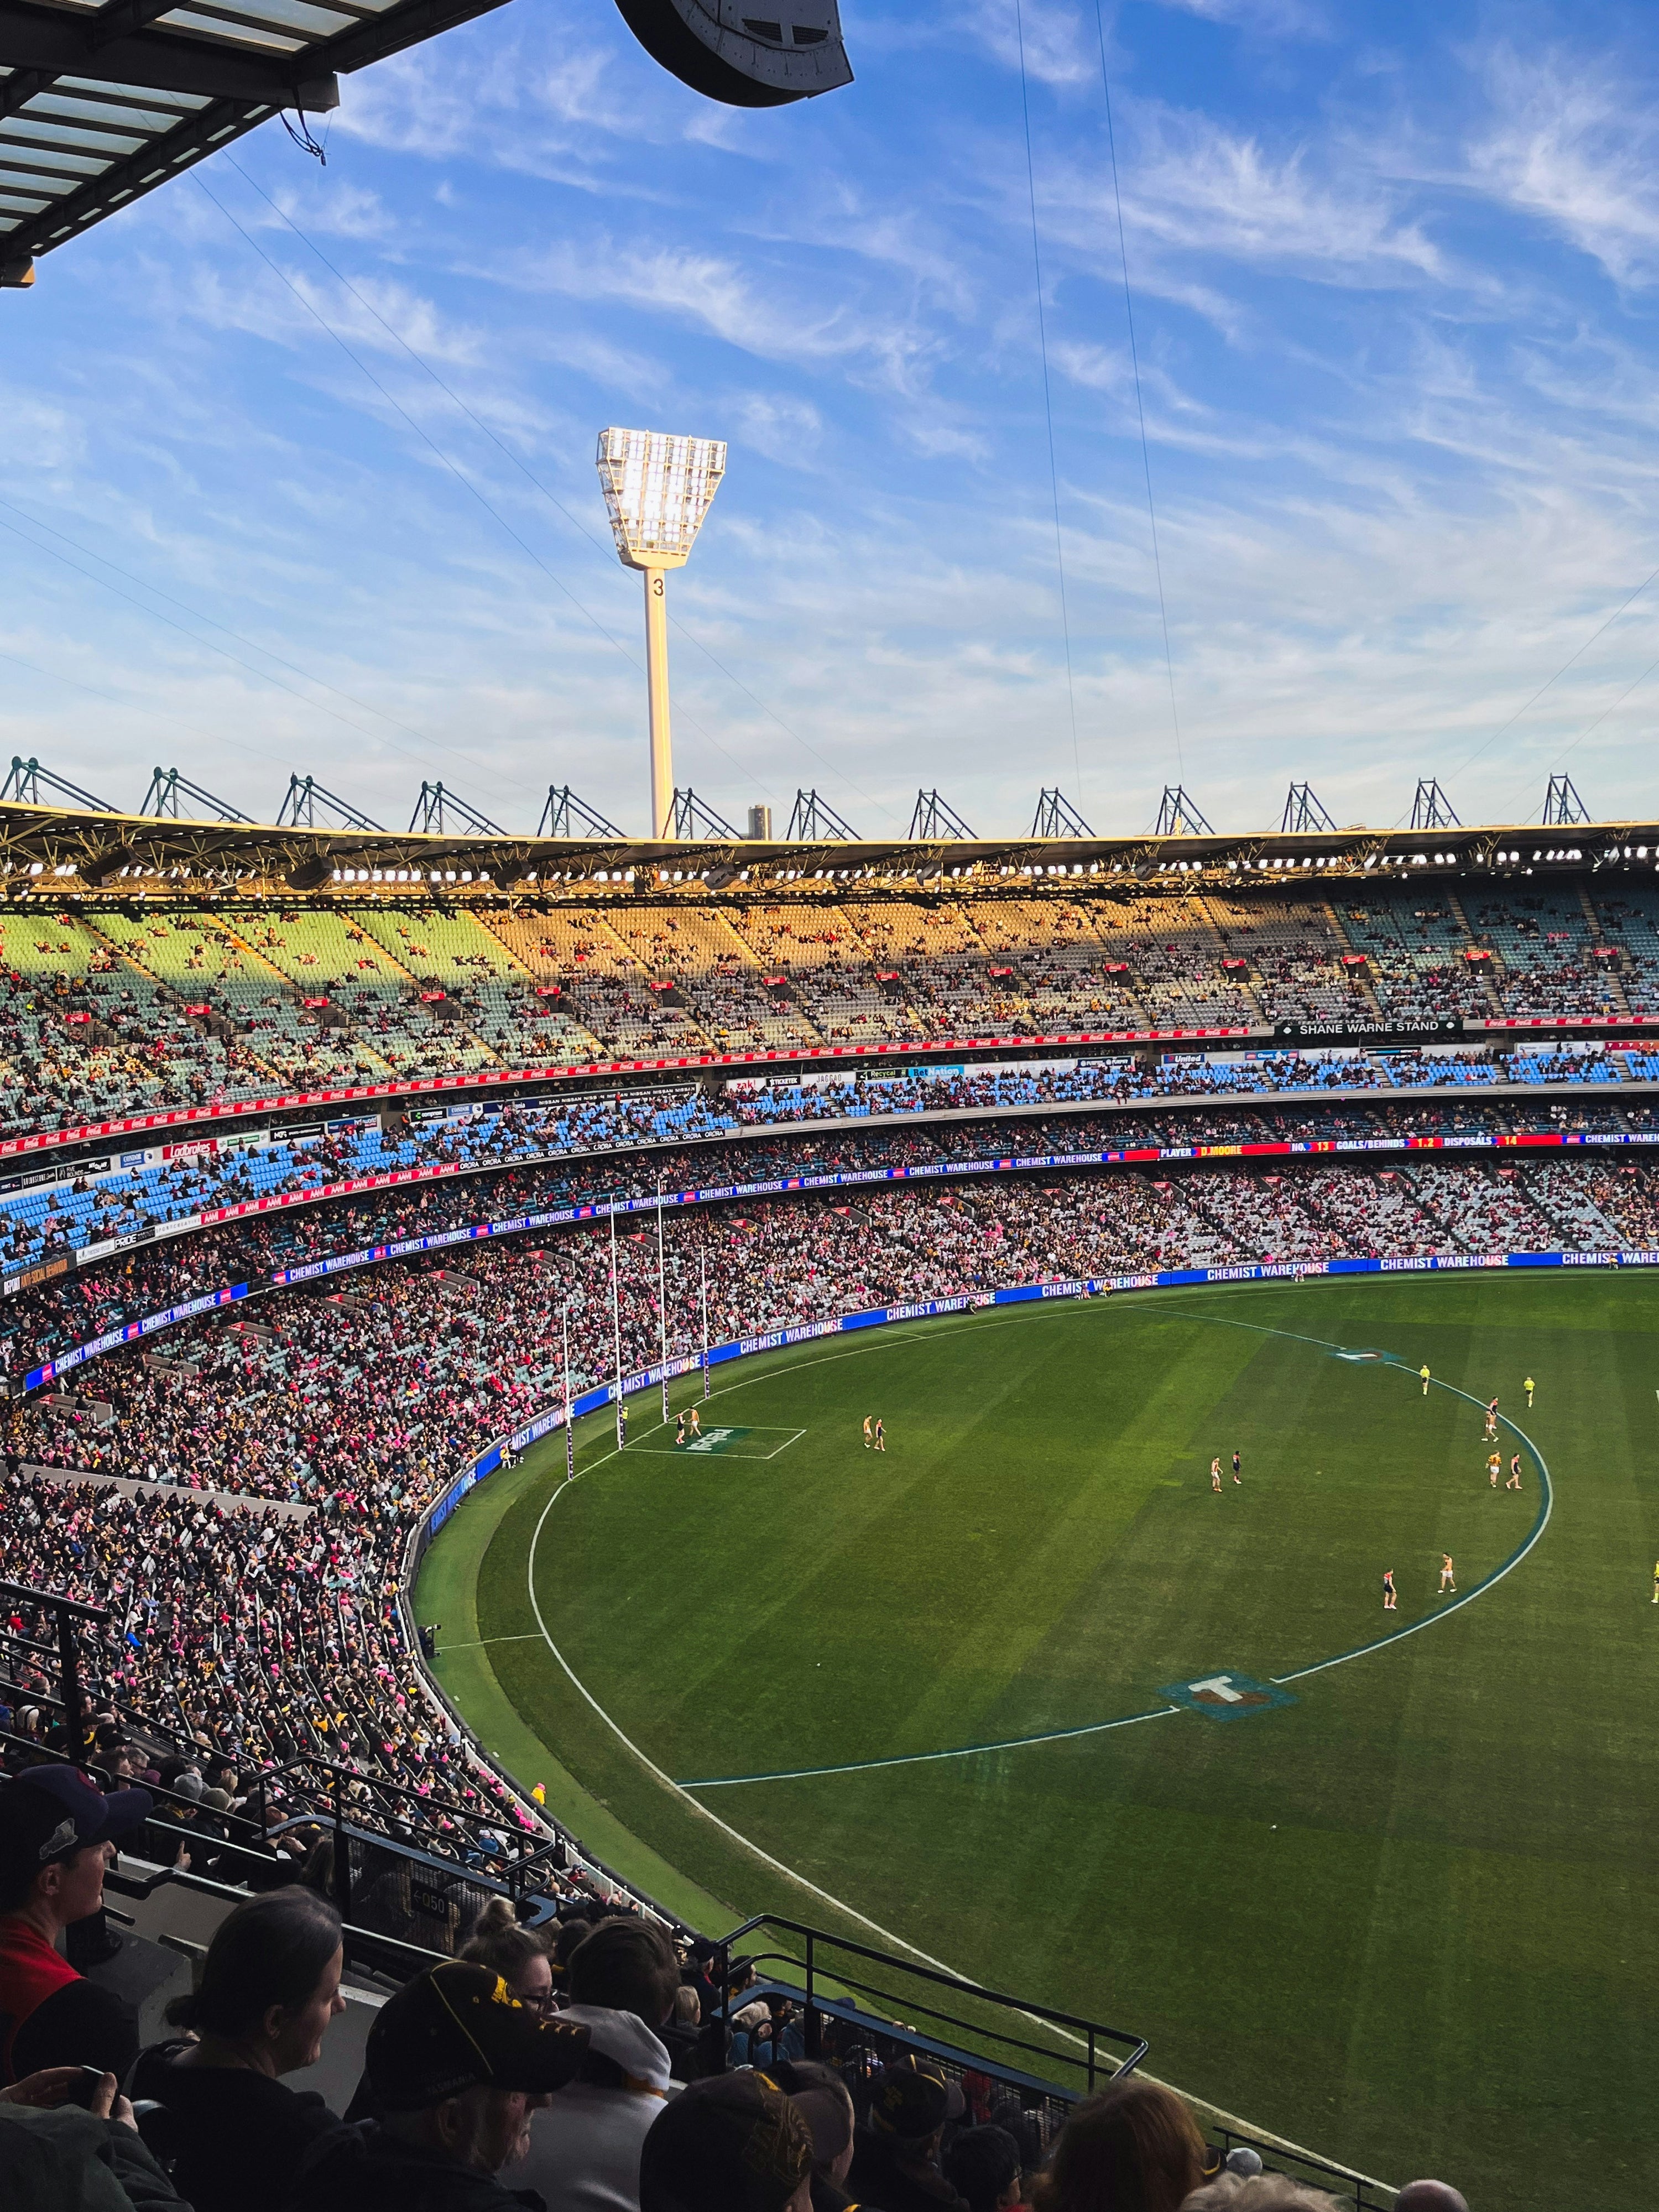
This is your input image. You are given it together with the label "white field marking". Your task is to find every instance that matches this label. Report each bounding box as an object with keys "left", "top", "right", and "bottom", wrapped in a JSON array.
[
  {"left": 434, "top": 1633, "right": 543, "bottom": 1651},
  {"left": 755, "top": 1427, "right": 807, "bottom": 1460},
  {"left": 681, "top": 1705, "right": 1181, "bottom": 1789},
  {"left": 1170, "top": 1308, "right": 1556, "bottom": 1683},
  {"left": 519, "top": 1359, "right": 1397, "bottom": 2194},
  {"left": 1274, "top": 1380, "right": 1553, "bottom": 1686}
]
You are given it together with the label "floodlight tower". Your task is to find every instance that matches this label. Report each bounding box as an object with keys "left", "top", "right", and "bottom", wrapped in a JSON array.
[{"left": 596, "top": 427, "right": 727, "bottom": 839}]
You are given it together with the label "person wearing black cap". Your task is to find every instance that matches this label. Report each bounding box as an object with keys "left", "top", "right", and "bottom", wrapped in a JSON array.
[
  {"left": 767, "top": 2058, "right": 858, "bottom": 2212},
  {"left": 848, "top": 2058, "right": 969, "bottom": 2212},
  {"left": 638, "top": 2069, "right": 815, "bottom": 2212},
  {"left": 0, "top": 1765, "right": 152, "bottom": 2086},
  {"left": 285, "top": 1959, "right": 590, "bottom": 2212},
  {"left": 849, "top": 2053, "right": 969, "bottom": 2212}
]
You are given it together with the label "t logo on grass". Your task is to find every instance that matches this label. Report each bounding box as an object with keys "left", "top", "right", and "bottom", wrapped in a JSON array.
[{"left": 1160, "top": 1671, "right": 1297, "bottom": 1722}]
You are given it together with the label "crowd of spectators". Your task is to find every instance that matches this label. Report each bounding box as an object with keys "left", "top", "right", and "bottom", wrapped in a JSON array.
[
  {"left": 0, "top": 885, "right": 1602, "bottom": 2212},
  {"left": 3, "top": 873, "right": 1656, "bottom": 1140},
  {"left": 2, "top": 1144, "right": 1656, "bottom": 1853},
  {"left": 0, "top": 1768, "right": 1469, "bottom": 2212},
  {"left": 2, "top": 1063, "right": 1650, "bottom": 1371},
  {"left": 0, "top": 1785, "right": 1473, "bottom": 2211}
]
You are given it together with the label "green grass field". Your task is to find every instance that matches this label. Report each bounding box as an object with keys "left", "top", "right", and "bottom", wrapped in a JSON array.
[{"left": 418, "top": 1273, "right": 1659, "bottom": 2209}]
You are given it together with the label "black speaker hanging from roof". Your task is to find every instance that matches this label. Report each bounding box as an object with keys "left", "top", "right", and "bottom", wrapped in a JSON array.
[{"left": 613, "top": 0, "right": 852, "bottom": 106}]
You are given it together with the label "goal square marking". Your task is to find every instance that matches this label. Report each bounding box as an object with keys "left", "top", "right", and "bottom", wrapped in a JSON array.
[{"left": 637, "top": 1424, "right": 806, "bottom": 1461}]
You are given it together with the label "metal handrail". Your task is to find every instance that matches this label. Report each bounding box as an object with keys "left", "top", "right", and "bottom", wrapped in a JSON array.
[
  {"left": 713, "top": 1914, "right": 1148, "bottom": 2099},
  {"left": 104, "top": 1856, "right": 450, "bottom": 1983},
  {"left": 732, "top": 1968, "right": 1092, "bottom": 2103}
]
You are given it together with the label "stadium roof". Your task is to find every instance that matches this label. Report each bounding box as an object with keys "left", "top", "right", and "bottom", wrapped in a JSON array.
[
  {"left": 0, "top": 796, "right": 1651, "bottom": 895},
  {"left": 0, "top": 0, "right": 527, "bottom": 283},
  {"left": 0, "top": 0, "right": 852, "bottom": 284}
]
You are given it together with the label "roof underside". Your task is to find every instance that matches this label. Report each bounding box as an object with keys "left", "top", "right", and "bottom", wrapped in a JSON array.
[
  {"left": 0, "top": 0, "right": 512, "bottom": 275},
  {"left": 0, "top": 797, "right": 1641, "bottom": 895}
]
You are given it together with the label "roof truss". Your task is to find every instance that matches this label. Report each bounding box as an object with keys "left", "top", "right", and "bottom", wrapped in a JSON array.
[{"left": 0, "top": 0, "right": 515, "bottom": 278}]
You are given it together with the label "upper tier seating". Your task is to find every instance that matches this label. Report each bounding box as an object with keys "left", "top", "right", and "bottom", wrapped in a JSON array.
[{"left": 0, "top": 882, "right": 1652, "bottom": 1141}]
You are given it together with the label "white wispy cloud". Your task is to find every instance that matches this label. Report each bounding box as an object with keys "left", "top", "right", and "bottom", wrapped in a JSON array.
[
  {"left": 1115, "top": 105, "right": 1446, "bottom": 283},
  {"left": 1466, "top": 40, "right": 1659, "bottom": 288},
  {"left": 494, "top": 239, "right": 945, "bottom": 394},
  {"left": 1149, "top": 0, "right": 1330, "bottom": 34},
  {"left": 963, "top": 0, "right": 1099, "bottom": 90},
  {"left": 4, "top": 0, "right": 1659, "bottom": 845}
]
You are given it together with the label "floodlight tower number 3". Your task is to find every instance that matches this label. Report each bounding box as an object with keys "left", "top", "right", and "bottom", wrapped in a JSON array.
[{"left": 596, "top": 428, "right": 728, "bottom": 839}]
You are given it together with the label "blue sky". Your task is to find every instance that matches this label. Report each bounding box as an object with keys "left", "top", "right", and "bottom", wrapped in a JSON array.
[{"left": 5, "top": 0, "right": 1659, "bottom": 840}]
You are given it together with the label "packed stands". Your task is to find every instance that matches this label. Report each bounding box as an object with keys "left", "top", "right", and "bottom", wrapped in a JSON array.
[
  {"left": 1583, "top": 880, "right": 1659, "bottom": 1015},
  {"left": 1092, "top": 895, "right": 1246, "bottom": 1026},
  {"left": 0, "top": 1035, "right": 1650, "bottom": 1290},
  {"left": 0, "top": 1072, "right": 1650, "bottom": 1369},
  {"left": 0, "top": 870, "right": 1644, "bottom": 2212},
  {"left": 3, "top": 879, "right": 1659, "bottom": 1141}
]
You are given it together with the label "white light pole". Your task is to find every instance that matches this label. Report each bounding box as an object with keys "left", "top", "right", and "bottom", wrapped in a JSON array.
[{"left": 596, "top": 427, "right": 727, "bottom": 839}]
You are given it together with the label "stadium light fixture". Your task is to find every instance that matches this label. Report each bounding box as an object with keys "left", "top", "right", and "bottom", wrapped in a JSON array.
[{"left": 596, "top": 427, "right": 727, "bottom": 840}]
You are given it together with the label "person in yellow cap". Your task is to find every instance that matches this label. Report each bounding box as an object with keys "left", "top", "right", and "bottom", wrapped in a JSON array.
[
  {"left": 1525, "top": 1375, "right": 1535, "bottom": 1406},
  {"left": 1419, "top": 1364, "right": 1431, "bottom": 1396}
]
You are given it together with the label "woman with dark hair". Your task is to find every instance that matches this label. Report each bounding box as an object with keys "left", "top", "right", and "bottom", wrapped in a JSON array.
[
  {"left": 460, "top": 1919, "right": 557, "bottom": 2012},
  {"left": 129, "top": 1886, "right": 348, "bottom": 2212},
  {"left": 1031, "top": 2081, "right": 1209, "bottom": 2212}
]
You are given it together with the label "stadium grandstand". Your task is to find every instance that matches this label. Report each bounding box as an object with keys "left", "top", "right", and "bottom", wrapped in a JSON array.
[{"left": 0, "top": 779, "right": 1648, "bottom": 2209}]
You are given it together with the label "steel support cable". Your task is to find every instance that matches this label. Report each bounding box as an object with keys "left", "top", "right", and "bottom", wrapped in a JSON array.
[
  {"left": 0, "top": 506, "right": 396, "bottom": 759},
  {"left": 223, "top": 156, "right": 898, "bottom": 829},
  {"left": 1092, "top": 0, "right": 1182, "bottom": 781},
  {"left": 1014, "top": 0, "right": 1082, "bottom": 804},
  {"left": 1446, "top": 559, "right": 1659, "bottom": 809},
  {"left": 1529, "top": 649, "right": 1659, "bottom": 799},
  {"left": 190, "top": 170, "right": 770, "bottom": 807},
  {"left": 0, "top": 491, "right": 514, "bottom": 779}
]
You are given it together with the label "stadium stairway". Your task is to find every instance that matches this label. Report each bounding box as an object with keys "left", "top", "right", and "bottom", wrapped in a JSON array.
[
  {"left": 1316, "top": 901, "right": 1386, "bottom": 1022},
  {"left": 1576, "top": 881, "right": 1634, "bottom": 1015}
]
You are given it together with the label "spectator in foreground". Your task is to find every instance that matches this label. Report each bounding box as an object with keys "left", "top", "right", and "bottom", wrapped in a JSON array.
[
  {"left": 0, "top": 1766, "right": 151, "bottom": 2085},
  {"left": 285, "top": 1959, "right": 589, "bottom": 2212},
  {"left": 944, "top": 2122, "right": 1025, "bottom": 2212},
  {"left": 769, "top": 2058, "right": 858, "bottom": 2212},
  {"left": 988, "top": 2096, "right": 1045, "bottom": 2179},
  {"left": 1178, "top": 2180, "right": 1342, "bottom": 2211},
  {"left": 461, "top": 1918, "right": 557, "bottom": 2013},
  {"left": 1393, "top": 2188, "right": 1468, "bottom": 2212},
  {"left": 129, "top": 1886, "right": 348, "bottom": 2212},
  {"left": 514, "top": 1914, "right": 683, "bottom": 2211},
  {"left": 847, "top": 2056, "right": 969, "bottom": 2212},
  {"left": 0, "top": 2063, "right": 189, "bottom": 2210},
  {"left": 659, "top": 1983, "right": 703, "bottom": 2081},
  {"left": 1031, "top": 2080, "right": 1208, "bottom": 2212},
  {"left": 638, "top": 2070, "right": 815, "bottom": 2212}
]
